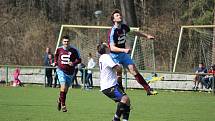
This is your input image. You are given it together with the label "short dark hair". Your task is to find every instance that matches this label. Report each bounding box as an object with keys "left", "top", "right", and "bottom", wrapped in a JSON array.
[
  {"left": 111, "top": 9, "right": 121, "bottom": 22},
  {"left": 62, "top": 35, "right": 70, "bottom": 40},
  {"left": 97, "top": 43, "right": 108, "bottom": 55}
]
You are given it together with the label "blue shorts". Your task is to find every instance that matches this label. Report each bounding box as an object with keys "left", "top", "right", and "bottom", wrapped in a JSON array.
[
  {"left": 56, "top": 68, "right": 73, "bottom": 86},
  {"left": 102, "top": 85, "right": 126, "bottom": 102},
  {"left": 110, "top": 52, "right": 134, "bottom": 68}
]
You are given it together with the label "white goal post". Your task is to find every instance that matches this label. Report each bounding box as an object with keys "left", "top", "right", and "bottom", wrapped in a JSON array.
[
  {"left": 55, "top": 24, "right": 139, "bottom": 59},
  {"left": 173, "top": 25, "right": 215, "bottom": 72},
  {"left": 54, "top": 24, "right": 156, "bottom": 72}
]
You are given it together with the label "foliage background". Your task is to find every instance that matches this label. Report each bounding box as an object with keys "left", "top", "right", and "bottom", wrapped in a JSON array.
[{"left": 0, "top": 0, "right": 214, "bottom": 71}]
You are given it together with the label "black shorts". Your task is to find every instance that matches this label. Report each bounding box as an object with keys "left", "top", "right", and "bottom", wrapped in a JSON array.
[{"left": 102, "top": 85, "right": 127, "bottom": 102}]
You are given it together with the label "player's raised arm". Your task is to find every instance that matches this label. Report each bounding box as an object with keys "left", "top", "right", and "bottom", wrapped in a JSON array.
[{"left": 131, "top": 30, "right": 155, "bottom": 39}]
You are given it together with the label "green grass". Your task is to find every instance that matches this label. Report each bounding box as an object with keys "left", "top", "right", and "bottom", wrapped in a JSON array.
[{"left": 0, "top": 86, "right": 215, "bottom": 121}]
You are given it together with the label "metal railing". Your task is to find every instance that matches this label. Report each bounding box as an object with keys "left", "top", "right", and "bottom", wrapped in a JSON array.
[{"left": 0, "top": 65, "right": 214, "bottom": 95}]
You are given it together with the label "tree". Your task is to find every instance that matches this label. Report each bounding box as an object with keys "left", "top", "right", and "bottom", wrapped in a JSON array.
[{"left": 120, "top": 0, "right": 137, "bottom": 27}]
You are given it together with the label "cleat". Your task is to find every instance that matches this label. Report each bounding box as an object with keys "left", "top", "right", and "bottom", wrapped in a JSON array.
[
  {"left": 192, "top": 86, "right": 196, "bottom": 90},
  {"left": 57, "top": 99, "right": 61, "bottom": 111},
  {"left": 147, "top": 88, "right": 158, "bottom": 96},
  {"left": 62, "top": 106, "right": 67, "bottom": 112},
  {"left": 112, "top": 118, "right": 120, "bottom": 121}
]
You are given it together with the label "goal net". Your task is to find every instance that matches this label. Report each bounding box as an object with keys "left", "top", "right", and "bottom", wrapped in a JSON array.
[
  {"left": 173, "top": 25, "right": 215, "bottom": 72},
  {"left": 55, "top": 25, "right": 156, "bottom": 71}
]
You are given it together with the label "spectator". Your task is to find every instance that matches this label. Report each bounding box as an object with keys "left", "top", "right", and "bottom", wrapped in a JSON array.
[
  {"left": 78, "top": 63, "right": 87, "bottom": 84},
  {"left": 44, "top": 49, "right": 54, "bottom": 87},
  {"left": 71, "top": 65, "right": 79, "bottom": 88},
  {"left": 201, "top": 64, "right": 215, "bottom": 89},
  {"left": 53, "top": 68, "right": 59, "bottom": 88},
  {"left": 0, "top": 67, "right": 6, "bottom": 84},
  {"left": 12, "top": 68, "right": 23, "bottom": 87},
  {"left": 193, "top": 63, "right": 207, "bottom": 90},
  {"left": 86, "top": 53, "right": 96, "bottom": 88}
]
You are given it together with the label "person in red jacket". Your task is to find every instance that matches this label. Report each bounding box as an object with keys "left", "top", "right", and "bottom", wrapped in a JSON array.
[{"left": 12, "top": 68, "right": 23, "bottom": 87}]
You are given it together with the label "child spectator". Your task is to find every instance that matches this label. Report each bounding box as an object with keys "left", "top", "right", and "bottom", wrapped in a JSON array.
[{"left": 12, "top": 68, "right": 23, "bottom": 87}]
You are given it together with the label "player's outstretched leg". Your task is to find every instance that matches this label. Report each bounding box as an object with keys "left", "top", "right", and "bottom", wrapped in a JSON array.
[
  {"left": 128, "top": 64, "right": 158, "bottom": 96},
  {"left": 113, "top": 102, "right": 123, "bottom": 121},
  {"left": 122, "top": 103, "right": 130, "bottom": 121},
  {"left": 135, "top": 73, "right": 158, "bottom": 96}
]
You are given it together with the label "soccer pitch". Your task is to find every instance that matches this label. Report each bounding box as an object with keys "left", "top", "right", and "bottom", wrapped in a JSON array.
[{"left": 0, "top": 86, "right": 214, "bottom": 121}]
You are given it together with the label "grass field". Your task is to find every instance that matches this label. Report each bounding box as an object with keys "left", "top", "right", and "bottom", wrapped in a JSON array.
[{"left": 0, "top": 86, "right": 215, "bottom": 121}]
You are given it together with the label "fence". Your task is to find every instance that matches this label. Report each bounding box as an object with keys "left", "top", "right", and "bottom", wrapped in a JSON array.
[{"left": 0, "top": 65, "right": 214, "bottom": 95}]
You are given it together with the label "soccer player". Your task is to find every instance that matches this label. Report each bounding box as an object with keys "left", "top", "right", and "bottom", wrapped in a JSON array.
[
  {"left": 108, "top": 9, "right": 157, "bottom": 95},
  {"left": 53, "top": 35, "right": 81, "bottom": 112},
  {"left": 98, "top": 43, "right": 131, "bottom": 121}
]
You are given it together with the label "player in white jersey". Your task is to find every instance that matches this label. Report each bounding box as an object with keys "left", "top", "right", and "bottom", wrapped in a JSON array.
[{"left": 98, "top": 43, "right": 131, "bottom": 121}]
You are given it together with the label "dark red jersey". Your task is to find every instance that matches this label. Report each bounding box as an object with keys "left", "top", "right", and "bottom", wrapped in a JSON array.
[
  {"left": 108, "top": 24, "right": 130, "bottom": 49},
  {"left": 54, "top": 46, "right": 81, "bottom": 75}
]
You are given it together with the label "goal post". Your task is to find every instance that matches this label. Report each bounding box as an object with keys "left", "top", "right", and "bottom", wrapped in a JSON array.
[
  {"left": 55, "top": 25, "right": 141, "bottom": 65},
  {"left": 173, "top": 25, "right": 215, "bottom": 72},
  {"left": 55, "top": 25, "right": 139, "bottom": 56},
  {"left": 55, "top": 25, "right": 156, "bottom": 72}
]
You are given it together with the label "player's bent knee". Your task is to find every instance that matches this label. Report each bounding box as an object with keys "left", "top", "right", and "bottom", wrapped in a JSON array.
[
  {"left": 121, "top": 95, "right": 130, "bottom": 105},
  {"left": 128, "top": 65, "right": 138, "bottom": 75}
]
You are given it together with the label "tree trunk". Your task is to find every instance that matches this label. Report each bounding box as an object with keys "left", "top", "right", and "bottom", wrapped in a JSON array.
[
  {"left": 141, "top": 0, "right": 146, "bottom": 25},
  {"left": 113, "top": 0, "right": 121, "bottom": 9},
  {"left": 119, "top": 0, "right": 137, "bottom": 26}
]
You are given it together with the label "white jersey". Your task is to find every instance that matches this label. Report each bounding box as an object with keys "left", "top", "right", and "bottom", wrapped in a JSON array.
[{"left": 99, "top": 54, "right": 118, "bottom": 91}]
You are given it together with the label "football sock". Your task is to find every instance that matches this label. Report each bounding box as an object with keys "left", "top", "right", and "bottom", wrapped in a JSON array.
[
  {"left": 122, "top": 104, "right": 130, "bottom": 120},
  {"left": 114, "top": 102, "right": 124, "bottom": 120},
  {"left": 60, "top": 91, "right": 67, "bottom": 106},
  {"left": 134, "top": 73, "right": 150, "bottom": 91}
]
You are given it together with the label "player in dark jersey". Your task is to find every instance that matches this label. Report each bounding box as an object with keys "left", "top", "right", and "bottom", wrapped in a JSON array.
[
  {"left": 108, "top": 9, "right": 157, "bottom": 96},
  {"left": 53, "top": 35, "right": 81, "bottom": 112}
]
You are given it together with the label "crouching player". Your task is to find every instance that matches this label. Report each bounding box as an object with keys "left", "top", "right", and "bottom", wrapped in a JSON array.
[
  {"left": 53, "top": 35, "right": 81, "bottom": 112},
  {"left": 98, "top": 43, "right": 130, "bottom": 121}
]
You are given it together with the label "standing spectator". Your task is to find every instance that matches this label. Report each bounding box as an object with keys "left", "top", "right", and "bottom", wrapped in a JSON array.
[
  {"left": 78, "top": 63, "right": 86, "bottom": 84},
  {"left": 86, "top": 53, "right": 96, "bottom": 88},
  {"left": 0, "top": 67, "right": 6, "bottom": 84},
  {"left": 193, "top": 62, "right": 207, "bottom": 90},
  {"left": 53, "top": 35, "right": 81, "bottom": 112},
  {"left": 71, "top": 65, "right": 79, "bottom": 88},
  {"left": 108, "top": 9, "right": 157, "bottom": 95},
  {"left": 53, "top": 68, "right": 59, "bottom": 88},
  {"left": 12, "top": 67, "right": 23, "bottom": 87},
  {"left": 98, "top": 43, "right": 131, "bottom": 121},
  {"left": 44, "top": 47, "right": 54, "bottom": 87}
]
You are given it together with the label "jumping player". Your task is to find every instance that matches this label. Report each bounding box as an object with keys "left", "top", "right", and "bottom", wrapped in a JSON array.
[
  {"left": 53, "top": 35, "right": 81, "bottom": 112},
  {"left": 108, "top": 9, "right": 157, "bottom": 95},
  {"left": 98, "top": 43, "right": 131, "bottom": 121}
]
